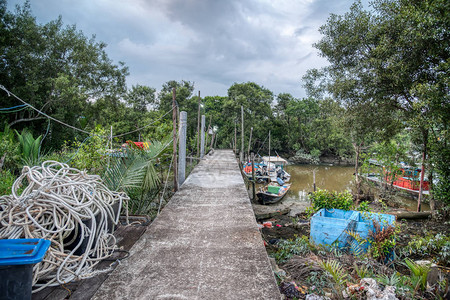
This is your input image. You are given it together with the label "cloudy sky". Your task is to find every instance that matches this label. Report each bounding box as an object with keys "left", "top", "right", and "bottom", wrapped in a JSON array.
[{"left": 7, "top": 0, "right": 367, "bottom": 98}]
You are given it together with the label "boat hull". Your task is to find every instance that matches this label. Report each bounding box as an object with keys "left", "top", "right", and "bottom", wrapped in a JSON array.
[
  {"left": 363, "top": 175, "right": 430, "bottom": 197},
  {"left": 257, "top": 184, "right": 290, "bottom": 205}
]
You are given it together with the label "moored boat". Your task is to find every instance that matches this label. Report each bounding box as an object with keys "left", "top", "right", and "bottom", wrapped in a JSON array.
[
  {"left": 362, "top": 159, "right": 430, "bottom": 196},
  {"left": 261, "top": 156, "right": 291, "bottom": 182},
  {"left": 242, "top": 161, "right": 271, "bottom": 183},
  {"left": 257, "top": 183, "right": 291, "bottom": 205}
]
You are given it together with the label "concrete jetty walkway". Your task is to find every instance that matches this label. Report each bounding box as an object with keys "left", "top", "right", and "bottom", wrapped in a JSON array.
[{"left": 93, "top": 149, "right": 281, "bottom": 299}]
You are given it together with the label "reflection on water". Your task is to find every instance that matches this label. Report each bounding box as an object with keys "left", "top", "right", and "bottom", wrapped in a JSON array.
[
  {"left": 284, "top": 165, "right": 354, "bottom": 203},
  {"left": 282, "top": 164, "right": 429, "bottom": 211},
  {"left": 398, "top": 195, "right": 430, "bottom": 211}
]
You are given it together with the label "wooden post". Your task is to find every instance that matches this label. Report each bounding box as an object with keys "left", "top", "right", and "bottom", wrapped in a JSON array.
[
  {"left": 313, "top": 168, "right": 316, "bottom": 192},
  {"left": 214, "top": 132, "right": 218, "bottom": 148},
  {"left": 240, "top": 106, "right": 244, "bottom": 163},
  {"left": 172, "top": 88, "right": 178, "bottom": 192},
  {"left": 210, "top": 129, "right": 215, "bottom": 149},
  {"left": 248, "top": 127, "right": 253, "bottom": 157},
  {"left": 417, "top": 138, "right": 427, "bottom": 212},
  {"left": 196, "top": 91, "right": 201, "bottom": 158},
  {"left": 251, "top": 152, "right": 256, "bottom": 201}
]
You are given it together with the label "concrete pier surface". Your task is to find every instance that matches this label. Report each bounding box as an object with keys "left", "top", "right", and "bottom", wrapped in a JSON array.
[{"left": 92, "top": 149, "right": 281, "bottom": 299}]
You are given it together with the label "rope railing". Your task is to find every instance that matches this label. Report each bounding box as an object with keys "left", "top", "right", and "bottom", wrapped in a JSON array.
[
  {"left": 256, "top": 132, "right": 270, "bottom": 156},
  {"left": 0, "top": 84, "right": 176, "bottom": 140}
]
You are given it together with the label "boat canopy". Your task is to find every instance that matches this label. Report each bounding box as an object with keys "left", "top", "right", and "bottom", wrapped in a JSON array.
[{"left": 262, "top": 156, "right": 288, "bottom": 164}]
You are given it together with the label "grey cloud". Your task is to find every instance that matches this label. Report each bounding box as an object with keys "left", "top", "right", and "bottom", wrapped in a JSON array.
[
  {"left": 294, "top": 26, "right": 310, "bottom": 36},
  {"left": 7, "top": 0, "right": 366, "bottom": 98}
]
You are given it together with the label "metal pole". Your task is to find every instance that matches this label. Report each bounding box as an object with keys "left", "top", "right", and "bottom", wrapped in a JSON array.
[
  {"left": 417, "top": 145, "right": 426, "bottom": 212},
  {"left": 200, "top": 115, "right": 205, "bottom": 158},
  {"left": 196, "top": 91, "right": 201, "bottom": 158},
  {"left": 172, "top": 88, "right": 178, "bottom": 192},
  {"left": 206, "top": 115, "right": 212, "bottom": 152},
  {"left": 234, "top": 122, "right": 237, "bottom": 154},
  {"left": 248, "top": 127, "right": 253, "bottom": 157},
  {"left": 240, "top": 106, "right": 244, "bottom": 163},
  {"left": 178, "top": 111, "right": 187, "bottom": 186},
  {"left": 251, "top": 152, "right": 256, "bottom": 201},
  {"left": 268, "top": 130, "right": 271, "bottom": 171}
]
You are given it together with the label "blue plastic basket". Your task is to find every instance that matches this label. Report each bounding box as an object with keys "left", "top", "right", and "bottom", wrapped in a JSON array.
[
  {"left": 0, "top": 239, "right": 51, "bottom": 300},
  {"left": 310, "top": 209, "right": 396, "bottom": 256}
]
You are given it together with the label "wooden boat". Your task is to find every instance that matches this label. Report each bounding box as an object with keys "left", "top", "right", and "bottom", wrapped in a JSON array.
[
  {"left": 257, "top": 183, "right": 291, "bottom": 205},
  {"left": 362, "top": 159, "right": 430, "bottom": 197},
  {"left": 242, "top": 162, "right": 271, "bottom": 183},
  {"left": 261, "top": 156, "right": 291, "bottom": 182}
]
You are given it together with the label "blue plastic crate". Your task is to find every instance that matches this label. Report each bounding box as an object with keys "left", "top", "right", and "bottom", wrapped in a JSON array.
[
  {"left": 0, "top": 239, "right": 51, "bottom": 300},
  {"left": 0, "top": 239, "right": 51, "bottom": 266}
]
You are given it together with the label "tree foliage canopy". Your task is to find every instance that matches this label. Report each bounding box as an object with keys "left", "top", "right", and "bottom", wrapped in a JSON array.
[{"left": 0, "top": 0, "right": 448, "bottom": 204}]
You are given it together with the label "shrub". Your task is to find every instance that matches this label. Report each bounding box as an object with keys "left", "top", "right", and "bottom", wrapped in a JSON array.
[
  {"left": 67, "top": 126, "right": 109, "bottom": 174},
  {"left": 308, "top": 189, "right": 353, "bottom": 213},
  {"left": 16, "top": 129, "right": 44, "bottom": 167},
  {"left": 0, "top": 169, "right": 15, "bottom": 196},
  {"left": 0, "top": 124, "right": 20, "bottom": 172},
  {"left": 357, "top": 201, "right": 371, "bottom": 212},
  {"left": 367, "top": 220, "right": 399, "bottom": 262}
]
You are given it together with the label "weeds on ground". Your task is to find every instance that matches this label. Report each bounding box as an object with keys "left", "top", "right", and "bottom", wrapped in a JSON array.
[
  {"left": 367, "top": 220, "right": 399, "bottom": 262},
  {"left": 271, "top": 230, "right": 450, "bottom": 299},
  {"left": 272, "top": 235, "right": 310, "bottom": 263},
  {"left": 320, "top": 259, "right": 348, "bottom": 299},
  {"left": 397, "top": 233, "right": 450, "bottom": 266}
]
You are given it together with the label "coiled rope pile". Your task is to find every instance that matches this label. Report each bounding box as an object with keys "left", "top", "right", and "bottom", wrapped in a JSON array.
[{"left": 0, "top": 161, "right": 129, "bottom": 292}]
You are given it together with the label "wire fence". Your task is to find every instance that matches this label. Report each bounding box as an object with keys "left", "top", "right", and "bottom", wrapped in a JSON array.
[{"left": 0, "top": 84, "right": 176, "bottom": 139}]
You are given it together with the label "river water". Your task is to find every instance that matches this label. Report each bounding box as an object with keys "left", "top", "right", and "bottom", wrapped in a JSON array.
[
  {"left": 281, "top": 164, "right": 428, "bottom": 211},
  {"left": 283, "top": 164, "right": 354, "bottom": 202}
]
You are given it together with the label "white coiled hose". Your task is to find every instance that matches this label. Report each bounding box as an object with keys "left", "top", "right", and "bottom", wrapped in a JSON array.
[{"left": 0, "top": 161, "right": 129, "bottom": 292}]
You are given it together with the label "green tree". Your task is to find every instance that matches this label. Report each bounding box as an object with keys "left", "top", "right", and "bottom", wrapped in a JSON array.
[
  {"left": 157, "top": 80, "right": 195, "bottom": 113},
  {"left": 156, "top": 80, "right": 198, "bottom": 152},
  {"left": 226, "top": 82, "right": 274, "bottom": 153},
  {"left": 125, "top": 84, "right": 156, "bottom": 112},
  {"left": 0, "top": 1, "right": 128, "bottom": 149},
  {"left": 311, "top": 0, "right": 450, "bottom": 204}
]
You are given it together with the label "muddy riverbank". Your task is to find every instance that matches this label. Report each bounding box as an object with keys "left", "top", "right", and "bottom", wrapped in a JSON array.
[{"left": 255, "top": 204, "right": 449, "bottom": 299}]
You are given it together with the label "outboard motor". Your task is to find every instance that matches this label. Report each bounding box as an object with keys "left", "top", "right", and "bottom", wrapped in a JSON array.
[{"left": 276, "top": 167, "right": 283, "bottom": 178}]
